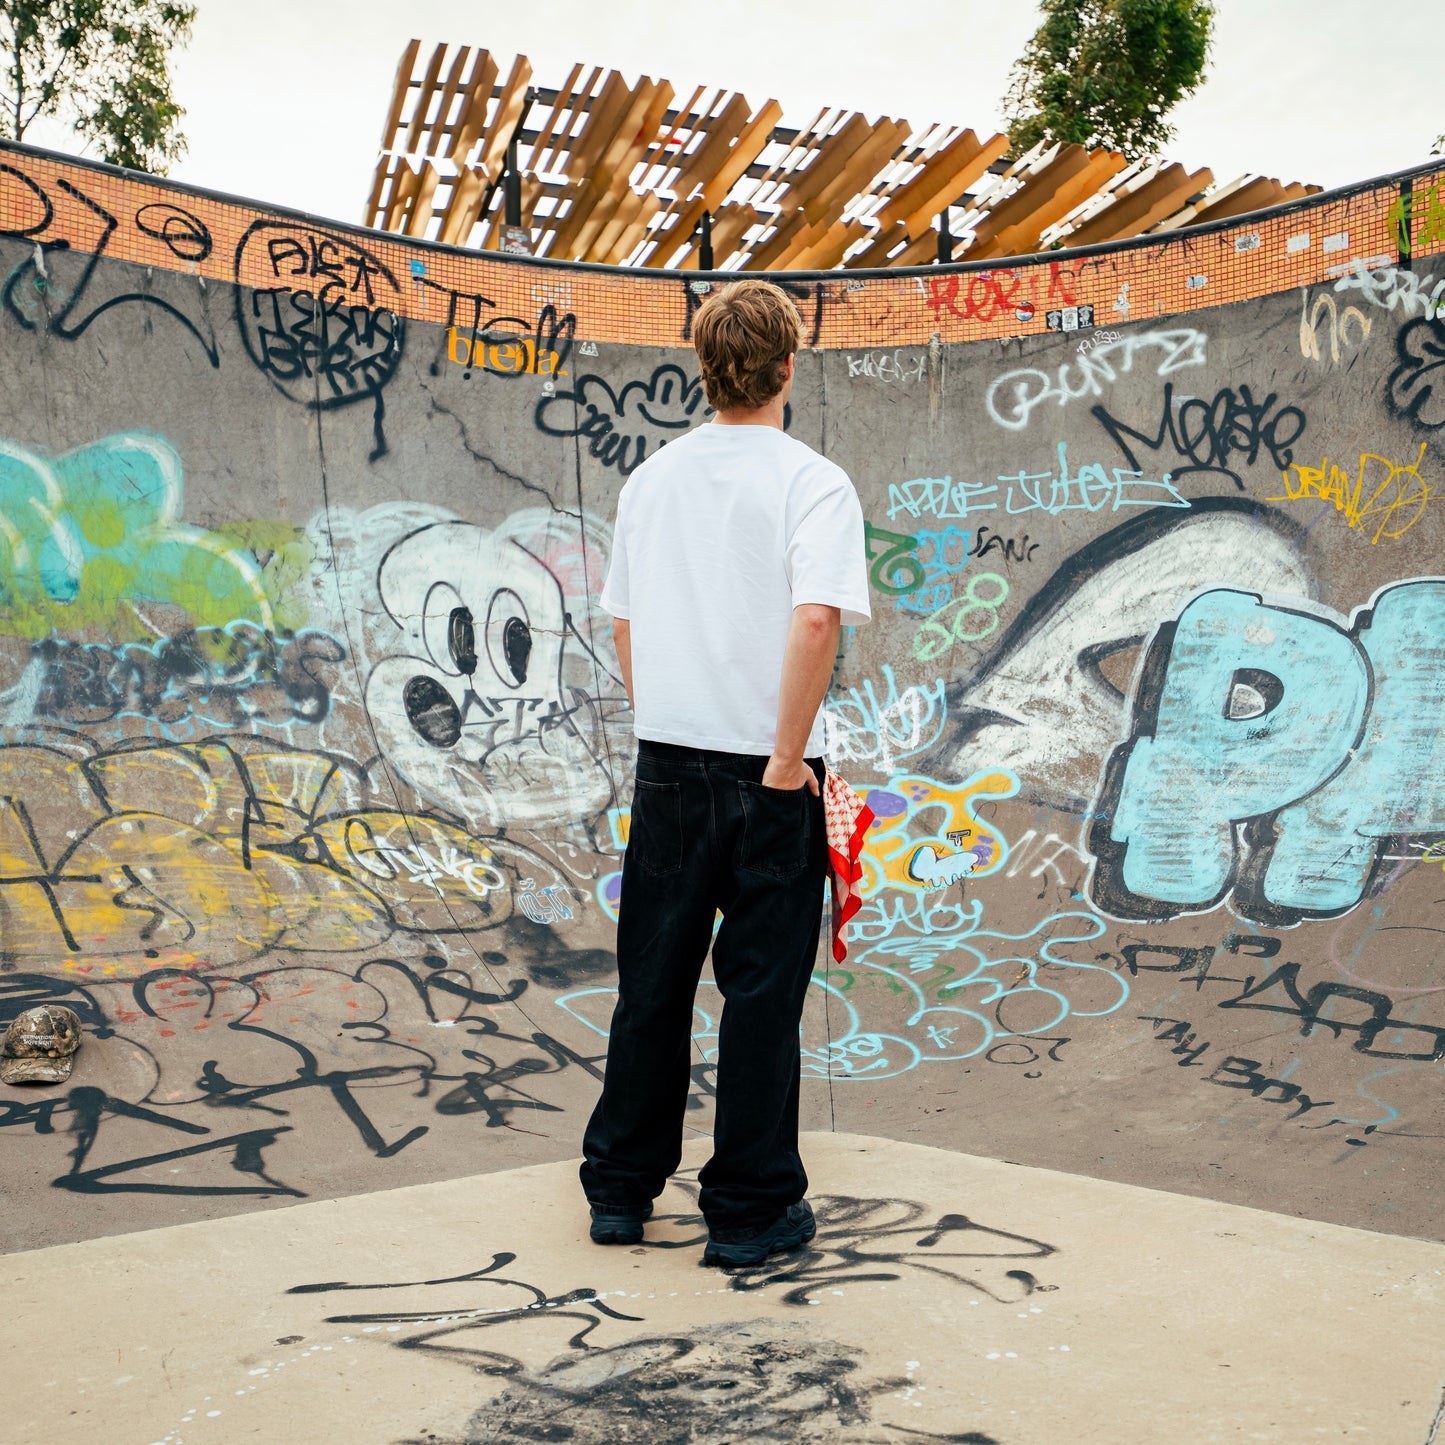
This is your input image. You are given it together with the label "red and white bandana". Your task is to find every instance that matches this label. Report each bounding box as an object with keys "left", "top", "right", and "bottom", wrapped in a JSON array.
[{"left": 823, "top": 767, "right": 874, "bottom": 962}]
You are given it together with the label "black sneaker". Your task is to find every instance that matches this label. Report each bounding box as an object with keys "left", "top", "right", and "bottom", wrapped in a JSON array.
[
  {"left": 588, "top": 1202, "right": 653, "bottom": 1245},
  {"left": 702, "top": 1200, "right": 816, "bottom": 1268}
]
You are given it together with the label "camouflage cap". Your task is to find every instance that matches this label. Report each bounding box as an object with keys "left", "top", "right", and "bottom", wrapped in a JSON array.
[{"left": 1, "top": 1005, "right": 82, "bottom": 1085}]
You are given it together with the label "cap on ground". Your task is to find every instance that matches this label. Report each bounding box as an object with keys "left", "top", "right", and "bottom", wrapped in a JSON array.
[{"left": 1, "top": 1005, "right": 82, "bottom": 1086}]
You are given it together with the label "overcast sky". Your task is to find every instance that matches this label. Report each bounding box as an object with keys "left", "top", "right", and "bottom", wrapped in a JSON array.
[{"left": 28, "top": 0, "right": 1445, "bottom": 227}]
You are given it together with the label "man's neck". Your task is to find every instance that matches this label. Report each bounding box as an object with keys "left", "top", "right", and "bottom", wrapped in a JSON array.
[{"left": 712, "top": 398, "right": 786, "bottom": 430}]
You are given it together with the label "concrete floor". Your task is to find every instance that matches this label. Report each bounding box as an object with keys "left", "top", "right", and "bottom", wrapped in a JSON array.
[{"left": 7, "top": 1133, "right": 1443, "bottom": 1445}]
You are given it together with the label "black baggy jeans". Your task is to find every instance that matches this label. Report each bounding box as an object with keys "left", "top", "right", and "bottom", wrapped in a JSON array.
[{"left": 580, "top": 740, "right": 828, "bottom": 1232}]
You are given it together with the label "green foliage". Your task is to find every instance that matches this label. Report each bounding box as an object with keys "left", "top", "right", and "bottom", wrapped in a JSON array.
[
  {"left": 0, "top": 0, "right": 195, "bottom": 174},
  {"left": 1002, "top": 0, "right": 1215, "bottom": 161}
]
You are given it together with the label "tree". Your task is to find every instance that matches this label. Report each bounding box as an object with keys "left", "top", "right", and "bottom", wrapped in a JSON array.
[
  {"left": 0, "top": 0, "right": 196, "bottom": 174},
  {"left": 1002, "top": 0, "right": 1215, "bottom": 161}
]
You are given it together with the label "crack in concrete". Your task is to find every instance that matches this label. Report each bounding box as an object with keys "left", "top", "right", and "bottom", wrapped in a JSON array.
[
  {"left": 1426, "top": 1381, "right": 1445, "bottom": 1445},
  {"left": 421, "top": 384, "right": 582, "bottom": 522}
]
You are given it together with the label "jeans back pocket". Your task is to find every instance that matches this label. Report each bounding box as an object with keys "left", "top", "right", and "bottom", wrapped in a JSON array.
[
  {"left": 737, "top": 779, "right": 811, "bottom": 880},
  {"left": 629, "top": 778, "right": 684, "bottom": 876}
]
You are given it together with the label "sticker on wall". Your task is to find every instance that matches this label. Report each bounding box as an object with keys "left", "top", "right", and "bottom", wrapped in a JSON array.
[
  {"left": 1323, "top": 232, "right": 1350, "bottom": 253},
  {"left": 1235, "top": 234, "right": 1261, "bottom": 253},
  {"left": 1286, "top": 233, "right": 1311, "bottom": 254},
  {"left": 1185, "top": 275, "right": 1208, "bottom": 289},
  {"left": 1046, "top": 304, "right": 1094, "bottom": 332}
]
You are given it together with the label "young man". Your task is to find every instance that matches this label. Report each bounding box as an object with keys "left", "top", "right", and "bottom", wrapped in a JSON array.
[{"left": 580, "top": 278, "right": 871, "bottom": 1267}]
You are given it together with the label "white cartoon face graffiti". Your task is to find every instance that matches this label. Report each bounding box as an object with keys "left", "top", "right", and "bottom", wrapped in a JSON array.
[{"left": 365, "top": 520, "right": 611, "bottom": 827}]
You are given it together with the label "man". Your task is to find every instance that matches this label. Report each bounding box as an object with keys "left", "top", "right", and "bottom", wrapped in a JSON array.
[{"left": 581, "top": 278, "right": 871, "bottom": 1268}]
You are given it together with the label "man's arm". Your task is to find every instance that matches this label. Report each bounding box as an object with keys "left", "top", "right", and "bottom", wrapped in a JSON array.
[
  {"left": 612, "top": 617, "right": 635, "bottom": 710},
  {"left": 762, "top": 603, "right": 840, "bottom": 796}
]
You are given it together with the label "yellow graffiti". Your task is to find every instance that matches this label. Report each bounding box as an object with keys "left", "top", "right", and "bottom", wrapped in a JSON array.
[
  {"left": 857, "top": 771, "right": 1018, "bottom": 896},
  {"left": 446, "top": 328, "right": 567, "bottom": 375},
  {"left": 1269, "top": 443, "right": 1431, "bottom": 544},
  {"left": 0, "top": 740, "right": 553, "bottom": 977}
]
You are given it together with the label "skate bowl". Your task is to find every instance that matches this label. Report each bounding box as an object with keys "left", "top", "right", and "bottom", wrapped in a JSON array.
[{"left": 2, "top": 141, "right": 1443, "bottom": 1443}]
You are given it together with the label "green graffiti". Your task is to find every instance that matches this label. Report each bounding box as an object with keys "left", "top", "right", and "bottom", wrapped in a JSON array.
[{"left": 0, "top": 433, "right": 306, "bottom": 639}]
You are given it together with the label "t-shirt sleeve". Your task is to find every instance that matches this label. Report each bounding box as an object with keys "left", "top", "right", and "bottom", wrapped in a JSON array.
[
  {"left": 598, "top": 492, "right": 630, "bottom": 619},
  {"left": 786, "top": 466, "right": 872, "bottom": 626}
]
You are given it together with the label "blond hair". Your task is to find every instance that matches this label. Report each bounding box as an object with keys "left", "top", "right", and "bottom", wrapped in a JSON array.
[{"left": 692, "top": 279, "right": 804, "bottom": 411}]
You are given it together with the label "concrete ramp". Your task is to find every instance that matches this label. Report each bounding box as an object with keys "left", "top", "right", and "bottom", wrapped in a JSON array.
[
  {"left": 0, "top": 136, "right": 1442, "bottom": 1310},
  {"left": 8, "top": 1135, "right": 1444, "bottom": 1444}
]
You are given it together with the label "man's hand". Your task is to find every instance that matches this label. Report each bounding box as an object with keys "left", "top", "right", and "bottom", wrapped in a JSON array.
[{"left": 762, "top": 755, "right": 820, "bottom": 795}]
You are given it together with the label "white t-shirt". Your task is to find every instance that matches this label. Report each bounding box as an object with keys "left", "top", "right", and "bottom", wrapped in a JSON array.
[{"left": 599, "top": 422, "right": 871, "bottom": 756}]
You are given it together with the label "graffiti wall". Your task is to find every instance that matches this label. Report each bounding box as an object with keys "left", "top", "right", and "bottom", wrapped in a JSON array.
[{"left": 2, "top": 142, "right": 1442, "bottom": 1251}]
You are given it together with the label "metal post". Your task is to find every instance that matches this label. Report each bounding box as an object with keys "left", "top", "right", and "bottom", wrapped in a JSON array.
[
  {"left": 937, "top": 206, "right": 953, "bottom": 264},
  {"left": 698, "top": 210, "right": 714, "bottom": 271},
  {"left": 504, "top": 132, "right": 523, "bottom": 228}
]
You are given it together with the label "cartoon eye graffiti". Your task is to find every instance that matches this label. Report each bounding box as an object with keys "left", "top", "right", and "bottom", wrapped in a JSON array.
[
  {"left": 404, "top": 674, "right": 462, "bottom": 747},
  {"left": 421, "top": 581, "right": 468, "bottom": 676},
  {"left": 486, "top": 588, "right": 532, "bottom": 687},
  {"left": 448, "top": 605, "right": 477, "bottom": 676}
]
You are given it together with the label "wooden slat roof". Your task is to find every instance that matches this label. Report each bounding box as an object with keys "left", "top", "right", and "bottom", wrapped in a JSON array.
[{"left": 365, "top": 41, "right": 1321, "bottom": 269}]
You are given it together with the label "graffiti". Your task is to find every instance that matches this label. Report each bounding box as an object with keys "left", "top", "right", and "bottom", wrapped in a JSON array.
[
  {"left": 997, "top": 444, "right": 1190, "bottom": 516},
  {"left": 133, "top": 203, "right": 213, "bottom": 263},
  {"left": 1118, "top": 933, "right": 1445, "bottom": 1063},
  {"left": 1091, "top": 579, "right": 1445, "bottom": 923},
  {"left": 945, "top": 500, "right": 1312, "bottom": 808},
  {"left": 438, "top": 1323, "right": 997, "bottom": 1445},
  {"left": 1298, "top": 286, "right": 1372, "bottom": 364},
  {"left": 426, "top": 291, "right": 575, "bottom": 384},
  {"left": 822, "top": 665, "right": 948, "bottom": 777},
  {"left": 1269, "top": 442, "right": 1431, "bottom": 543},
  {"left": 288, "top": 1193, "right": 1049, "bottom": 1442},
  {"left": 0, "top": 735, "right": 585, "bottom": 974},
  {"left": 927, "top": 262, "right": 1076, "bottom": 326},
  {"left": 363, "top": 511, "right": 622, "bottom": 829},
  {"left": 1091, "top": 382, "right": 1307, "bottom": 489},
  {"left": 14, "top": 625, "right": 341, "bottom": 733},
  {"left": 912, "top": 573, "right": 1010, "bottom": 660},
  {"left": 0, "top": 166, "right": 218, "bottom": 364},
  {"left": 445, "top": 326, "right": 565, "bottom": 376},
  {"left": 233, "top": 221, "right": 405, "bottom": 460},
  {"left": 1334, "top": 259, "right": 1445, "bottom": 321},
  {"left": 1392, "top": 182, "right": 1445, "bottom": 256},
  {"left": 0, "top": 433, "right": 296, "bottom": 640},
  {"left": 894, "top": 524, "right": 972, "bottom": 614},
  {"left": 804, "top": 903, "right": 1126, "bottom": 1079},
  {"left": 984, "top": 328, "right": 1206, "bottom": 431},
  {"left": 0, "top": 955, "right": 616, "bottom": 1195},
  {"left": 1386, "top": 317, "right": 1445, "bottom": 430},
  {"left": 535, "top": 363, "right": 708, "bottom": 475},
  {"left": 845, "top": 348, "right": 926, "bottom": 384},
  {"left": 858, "top": 770, "right": 1016, "bottom": 896},
  {"left": 1139, "top": 1018, "right": 1334, "bottom": 1121},
  {"left": 1077, "top": 328, "right": 1125, "bottom": 354}
]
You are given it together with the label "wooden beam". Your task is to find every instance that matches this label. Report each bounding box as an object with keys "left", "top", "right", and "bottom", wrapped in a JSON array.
[
  {"left": 970, "top": 147, "right": 1126, "bottom": 259},
  {"left": 402, "top": 43, "right": 448, "bottom": 155},
  {"left": 572, "top": 79, "right": 675, "bottom": 259},
  {"left": 1064, "top": 164, "right": 1213, "bottom": 247},
  {"left": 362, "top": 155, "right": 391, "bottom": 227},
  {"left": 448, "top": 50, "right": 501, "bottom": 162},
  {"left": 425, "top": 46, "right": 474, "bottom": 157},
  {"left": 379, "top": 38, "right": 420, "bottom": 150},
  {"left": 383, "top": 159, "right": 420, "bottom": 231},
  {"left": 884, "top": 131, "right": 1010, "bottom": 241},
  {"left": 438, "top": 166, "right": 485, "bottom": 245},
  {"left": 474, "top": 54, "right": 534, "bottom": 179},
  {"left": 403, "top": 161, "right": 440, "bottom": 237}
]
